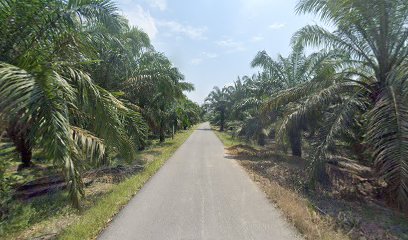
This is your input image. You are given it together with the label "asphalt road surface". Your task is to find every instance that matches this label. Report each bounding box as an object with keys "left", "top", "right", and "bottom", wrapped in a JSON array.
[{"left": 99, "top": 122, "right": 301, "bottom": 240}]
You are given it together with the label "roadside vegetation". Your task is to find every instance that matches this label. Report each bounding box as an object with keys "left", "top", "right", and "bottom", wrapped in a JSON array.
[
  {"left": 0, "top": 0, "right": 202, "bottom": 237},
  {"left": 206, "top": 0, "right": 408, "bottom": 239},
  {"left": 1, "top": 127, "right": 196, "bottom": 239},
  {"left": 59, "top": 127, "right": 196, "bottom": 240},
  {"left": 215, "top": 130, "right": 408, "bottom": 240}
]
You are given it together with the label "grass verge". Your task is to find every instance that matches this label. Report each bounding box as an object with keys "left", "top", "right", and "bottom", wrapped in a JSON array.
[
  {"left": 55, "top": 126, "right": 196, "bottom": 240},
  {"left": 212, "top": 128, "right": 251, "bottom": 148},
  {"left": 213, "top": 129, "right": 349, "bottom": 240},
  {"left": 58, "top": 128, "right": 195, "bottom": 239}
]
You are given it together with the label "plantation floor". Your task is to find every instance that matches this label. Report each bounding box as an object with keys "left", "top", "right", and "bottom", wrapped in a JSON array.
[{"left": 99, "top": 122, "right": 301, "bottom": 240}]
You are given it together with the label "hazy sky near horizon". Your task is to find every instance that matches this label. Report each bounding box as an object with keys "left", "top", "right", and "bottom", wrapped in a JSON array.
[{"left": 116, "top": 0, "right": 321, "bottom": 103}]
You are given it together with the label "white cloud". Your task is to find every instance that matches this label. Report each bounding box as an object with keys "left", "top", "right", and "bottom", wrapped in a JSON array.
[
  {"left": 269, "top": 23, "right": 285, "bottom": 30},
  {"left": 158, "top": 20, "right": 207, "bottom": 40},
  {"left": 123, "top": 5, "right": 158, "bottom": 39},
  {"left": 148, "top": 0, "right": 167, "bottom": 11},
  {"left": 190, "top": 52, "right": 218, "bottom": 65},
  {"left": 216, "top": 39, "right": 246, "bottom": 52},
  {"left": 250, "top": 35, "right": 264, "bottom": 42}
]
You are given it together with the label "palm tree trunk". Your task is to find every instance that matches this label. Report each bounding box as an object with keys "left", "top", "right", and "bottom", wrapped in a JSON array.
[
  {"left": 171, "top": 125, "right": 175, "bottom": 139},
  {"left": 289, "top": 128, "right": 302, "bottom": 157},
  {"left": 19, "top": 142, "right": 32, "bottom": 169},
  {"left": 257, "top": 132, "right": 266, "bottom": 146},
  {"left": 159, "top": 120, "right": 165, "bottom": 142},
  {"left": 173, "top": 118, "right": 178, "bottom": 136},
  {"left": 220, "top": 110, "right": 225, "bottom": 132},
  {"left": 7, "top": 124, "right": 32, "bottom": 170}
]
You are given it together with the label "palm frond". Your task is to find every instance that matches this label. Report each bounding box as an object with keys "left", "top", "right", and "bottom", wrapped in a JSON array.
[
  {"left": 0, "top": 62, "right": 37, "bottom": 115},
  {"left": 276, "top": 82, "right": 354, "bottom": 142},
  {"left": 262, "top": 76, "right": 334, "bottom": 114},
  {"left": 65, "top": 0, "right": 123, "bottom": 32},
  {"left": 71, "top": 126, "right": 105, "bottom": 164},
  {"left": 367, "top": 85, "right": 408, "bottom": 209},
  {"left": 64, "top": 67, "right": 138, "bottom": 161},
  {"left": 26, "top": 69, "right": 82, "bottom": 207}
]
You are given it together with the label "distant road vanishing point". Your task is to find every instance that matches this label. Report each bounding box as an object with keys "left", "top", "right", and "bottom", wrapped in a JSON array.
[{"left": 99, "top": 122, "right": 301, "bottom": 240}]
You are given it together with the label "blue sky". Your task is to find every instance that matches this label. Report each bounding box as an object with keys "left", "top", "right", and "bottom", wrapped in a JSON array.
[{"left": 116, "top": 0, "right": 321, "bottom": 103}]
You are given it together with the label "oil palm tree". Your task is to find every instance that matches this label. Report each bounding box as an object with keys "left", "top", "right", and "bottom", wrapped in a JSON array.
[
  {"left": 86, "top": 24, "right": 153, "bottom": 90},
  {"left": 266, "top": 0, "right": 408, "bottom": 209},
  {"left": 205, "top": 86, "right": 231, "bottom": 131},
  {"left": 124, "top": 52, "right": 194, "bottom": 142},
  {"left": 0, "top": 0, "right": 146, "bottom": 207},
  {"left": 227, "top": 75, "right": 271, "bottom": 146},
  {"left": 253, "top": 45, "right": 335, "bottom": 156},
  {"left": 168, "top": 98, "right": 201, "bottom": 138}
]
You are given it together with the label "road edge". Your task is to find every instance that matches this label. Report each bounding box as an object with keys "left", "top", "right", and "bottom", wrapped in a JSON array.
[
  {"left": 58, "top": 125, "right": 198, "bottom": 240},
  {"left": 212, "top": 128, "right": 349, "bottom": 240}
]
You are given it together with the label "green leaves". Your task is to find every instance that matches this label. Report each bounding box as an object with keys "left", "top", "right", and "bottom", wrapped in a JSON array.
[
  {"left": 367, "top": 83, "right": 408, "bottom": 210},
  {"left": 65, "top": 0, "right": 123, "bottom": 32},
  {"left": 122, "top": 50, "right": 196, "bottom": 137},
  {"left": 0, "top": 63, "right": 85, "bottom": 207},
  {"left": 0, "top": 0, "right": 156, "bottom": 208},
  {"left": 283, "top": 0, "right": 408, "bottom": 210},
  {"left": 0, "top": 0, "right": 199, "bottom": 212},
  {"left": 0, "top": 63, "right": 36, "bottom": 115}
]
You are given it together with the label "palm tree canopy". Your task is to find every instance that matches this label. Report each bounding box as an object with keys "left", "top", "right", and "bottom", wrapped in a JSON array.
[{"left": 0, "top": 0, "right": 198, "bottom": 208}]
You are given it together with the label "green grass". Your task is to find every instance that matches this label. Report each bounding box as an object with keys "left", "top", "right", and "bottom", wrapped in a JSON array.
[
  {"left": 0, "top": 192, "right": 71, "bottom": 237},
  {"left": 58, "top": 127, "right": 196, "bottom": 240},
  {"left": 212, "top": 128, "right": 260, "bottom": 149},
  {"left": 213, "top": 131, "right": 240, "bottom": 147}
]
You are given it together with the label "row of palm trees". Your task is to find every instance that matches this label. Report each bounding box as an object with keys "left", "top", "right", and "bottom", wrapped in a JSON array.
[
  {"left": 205, "top": 0, "right": 408, "bottom": 211},
  {"left": 0, "top": 0, "right": 201, "bottom": 207}
]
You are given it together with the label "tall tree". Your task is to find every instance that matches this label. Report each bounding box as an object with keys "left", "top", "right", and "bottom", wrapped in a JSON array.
[
  {"left": 228, "top": 75, "right": 270, "bottom": 146},
  {"left": 0, "top": 0, "right": 146, "bottom": 207},
  {"left": 124, "top": 52, "right": 194, "bottom": 142},
  {"left": 205, "top": 87, "right": 231, "bottom": 132},
  {"left": 265, "top": 0, "right": 408, "bottom": 209},
  {"left": 253, "top": 45, "right": 333, "bottom": 156}
]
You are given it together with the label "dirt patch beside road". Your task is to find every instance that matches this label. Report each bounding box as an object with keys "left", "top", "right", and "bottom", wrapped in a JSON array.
[{"left": 226, "top": 144, "right": 408, "bottom": 240}]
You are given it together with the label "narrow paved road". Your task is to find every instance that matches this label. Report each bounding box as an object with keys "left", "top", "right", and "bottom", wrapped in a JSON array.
[{"left": 99, "top": 123, "right": 300, "bottom": 240}]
